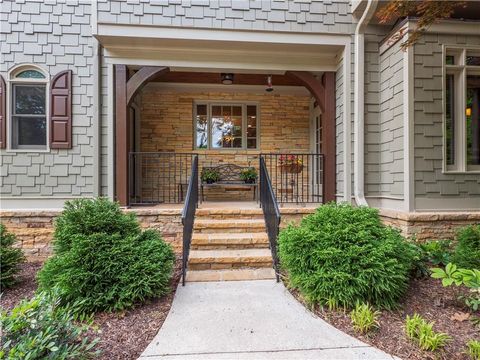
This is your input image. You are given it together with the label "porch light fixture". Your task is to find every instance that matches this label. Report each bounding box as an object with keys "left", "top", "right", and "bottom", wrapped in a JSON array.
[
  {"left": 221, "top": 73, "right": 234, "bottom": 85},
  {"left": 266, "top": 75, "right": 273, "bottom": 92},
  {"left": 466, "top": 107, "right": 472, "bottom": 117}
]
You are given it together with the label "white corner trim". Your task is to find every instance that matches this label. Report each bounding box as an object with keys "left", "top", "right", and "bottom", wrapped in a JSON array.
[
  {"left": 91, "top": 0, "right": 98, "bottom": 35},
  {"left": 92, "top": 39, "right": 101, "bottom": 197},
  {"left": 107, "top": 63, "right": 115, "bottom": 200},
  {"left": 343, "top": 43, "right": 353, "bottom": 204},
  {"left": 403, "top": 36, "right": 415, "bottom": 212},
  {"left": 354, "top": 0, "right": 378, "bottom": 207}
]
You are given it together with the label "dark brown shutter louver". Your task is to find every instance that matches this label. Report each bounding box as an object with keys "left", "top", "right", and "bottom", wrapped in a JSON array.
[
  {"left": 50, "top": 70, "right": 72, "bottom": 149},
  {"left": 0, "top": 74, "right": 5, "bottom": 149}
]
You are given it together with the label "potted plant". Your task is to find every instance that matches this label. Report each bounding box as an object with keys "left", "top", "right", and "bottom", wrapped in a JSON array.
[
  {"left": 278, "top": 155, "right": 303, "bottom": 174},
  {"left": 201, "top": 168, "right": 220, "bottom": 184},
  {"left": 240, "top": 167, "right": 258, "bottom": 184}
]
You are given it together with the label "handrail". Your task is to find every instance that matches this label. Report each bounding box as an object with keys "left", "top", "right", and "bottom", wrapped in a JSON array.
[
  {"left": 181, "top": 155, "right": 199, "bottom": 286},
  {"left": 259, "top": 156, "right": 281, "bottom": 282}
]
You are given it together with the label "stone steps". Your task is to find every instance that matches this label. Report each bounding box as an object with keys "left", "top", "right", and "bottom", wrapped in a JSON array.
[
  {"left": 195, "top": 208, "right": 263, "bottom": 220},
  {"left": 185, "top": 209, "right": 275, "bottom": 282},
  {"left": 191, "top": 232, "right": 269, "bottom": 250},
  {"left": 185, "top": 268, "right": 276, "bottom": 282},
  {"left": 193, "top": 218, "right": 266, "bottom": 233},
  {"left": 188, "top": 249, "right": 273, "bottom": 270}
]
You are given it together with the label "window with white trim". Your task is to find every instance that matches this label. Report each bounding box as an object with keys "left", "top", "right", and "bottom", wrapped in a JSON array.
[
  {"left": 194, "top": 103, "right": 258, "bottom": 150},
  {"left": 444, "top": 48, "right": 480, "bottom": 171},
  {"left": 10, "top": 67, "right": 48, "bottom": 150}
]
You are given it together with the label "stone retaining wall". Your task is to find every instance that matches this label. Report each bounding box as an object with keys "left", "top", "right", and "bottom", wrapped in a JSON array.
[{"left": 1, "top": 207, "right": 479, "bottom": 261}]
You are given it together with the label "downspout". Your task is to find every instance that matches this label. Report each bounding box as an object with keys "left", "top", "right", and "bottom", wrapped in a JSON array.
[{"left": 354, "top": 0, "right": 378, "bottom": 206}]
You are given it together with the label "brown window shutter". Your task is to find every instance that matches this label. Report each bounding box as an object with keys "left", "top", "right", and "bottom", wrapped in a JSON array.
[
  {"left": 0, "top": 74, "right": 5, "bottom": 149},
  {"left": 50, "top": 70, "right": 72, "bottom": 149}
]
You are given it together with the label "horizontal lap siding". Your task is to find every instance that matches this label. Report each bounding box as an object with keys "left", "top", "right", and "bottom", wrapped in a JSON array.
[
  {"left": 413, "top": 34, "right": 480, "bottom": 210},
  {"left": 0, "top": 0, "right": 95, "bottom": 198}
]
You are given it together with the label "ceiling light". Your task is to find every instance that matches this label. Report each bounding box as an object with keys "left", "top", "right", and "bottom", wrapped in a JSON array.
[
  {"left": 266, "top": 75, "right": 273, "bottom": 92},
  {"left": 221, "top": 73, "right": 234, "bottom": 85}
]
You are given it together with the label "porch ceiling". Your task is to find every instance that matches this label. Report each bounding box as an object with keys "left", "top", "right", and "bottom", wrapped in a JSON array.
[{"left": 98, "top": 30, "right": 345, "bottom": 72}]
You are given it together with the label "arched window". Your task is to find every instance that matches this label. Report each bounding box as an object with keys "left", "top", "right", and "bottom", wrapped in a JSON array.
[{"left": 9, "top": 65, "right": 48, "bottom": 150}]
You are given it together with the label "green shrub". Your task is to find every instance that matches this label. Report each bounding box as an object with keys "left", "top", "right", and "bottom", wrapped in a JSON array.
[
  {"left": 467, "top": 339, "right": 480, "bottom": 360},
  {"left": 0, "top": 224, "right": 25, "bottom": 291},
  {"left": 452, "top": 225, "right": 480, "bottom": 270},
  {"left": 405, "top": 314, "right": 451, "bottom": 352},
  {"left": 0, "top": 289, "right": 98, "bottom": 359},
  {"left": 278, "top": 203, "right": 416, "bottom": 309},
  {"left": 52, "top": 197, "right": 140, "bottom": 254},
  {"left": 38, "top": 198, "right": 175, "bottom": 314},
  {"left": 350, "top": 303, "right": 380, "bottom": 334}
]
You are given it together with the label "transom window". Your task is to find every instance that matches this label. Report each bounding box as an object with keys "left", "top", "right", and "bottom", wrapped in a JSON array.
[
  {"left": 9, "top": 67, "right": 48, "bottom": 150},
  {"left": 194, "top": 103, "right": 258, "bottom": 150},
  {"left": 444, "top": 48, "right": 480, "bottom": 171}
]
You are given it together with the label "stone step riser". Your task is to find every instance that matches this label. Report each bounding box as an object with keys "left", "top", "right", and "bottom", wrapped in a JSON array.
[
  {"left": 188, "top": 262, "right": 273, "bottom": 271},
  {"left": 185, "top": 268, "right": 276, "bottom": 282},
  {"left": 194, "top": 227, "right": 266, "bottom": 234},
  {"left": 191, "top": 244, "right": 269, "bottom": 250},
  {"left": 195, "top": 214, "right": 264, "bottom": 220}
]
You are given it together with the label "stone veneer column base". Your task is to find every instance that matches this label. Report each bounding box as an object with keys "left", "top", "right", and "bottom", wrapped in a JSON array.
[{"left": 379, "top": 209, "right": 480, "bottom": 240}]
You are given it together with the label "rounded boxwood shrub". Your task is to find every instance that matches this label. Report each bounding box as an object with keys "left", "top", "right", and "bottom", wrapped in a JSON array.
[
  {"left": 38, "top": 198, "right": 175, "bottom": 314},
  {"left": 0, "top": 224, "right": 25, "bottom": 291},
  {"left": 451, "top": 224, "right": 480, "bottom": 270},
  {"left": 278, "top": 203, "right": 416, "bottom": 309}
]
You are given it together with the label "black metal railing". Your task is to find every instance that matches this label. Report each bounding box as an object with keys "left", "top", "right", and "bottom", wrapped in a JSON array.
[
  {"left": 181, "top": 155, "right": 198, "bottom": 286},
  {"left": 259, "top": 157, "right": 281, "bottom": 282},
  {"left": 129, "top": 152, "right": 196, "bottom": 205},
  {"left": 261, "top": 153, "right": 324, "bottom": 204}
]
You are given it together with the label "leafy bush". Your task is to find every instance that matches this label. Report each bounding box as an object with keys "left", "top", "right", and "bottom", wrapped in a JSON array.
[
  {"left": 410, "top": 239, "right": 452, "bottom": 278},
  {"left": 0, "top": 289, "right": 98, "bottom": 359},
  {"left": 350, "top": 303, "right": 380, "bottom": 334},
  {"left": 452, "top": 225, "right": 480, "bottom": 270},
  {"left": 0, "top": 224, "right": 25, "bottom": 291},
  {"left": 278, "top": 203, "right": 416, "bottom": 309},
  {"left": 431, "top": 263, "right": 480, "bottom": 311},
  {"left": 467, "top": 339, "right": 480, "bottom": 360},
  {"left": 38, "top": 198, "right": 175, "bottom": 314},
  {"left": 405, "top": 314, "right": 451, "bottom": 351}
]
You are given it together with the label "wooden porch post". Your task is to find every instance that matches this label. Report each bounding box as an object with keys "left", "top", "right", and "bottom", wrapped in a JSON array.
[
  {"left": 115, "top": 65, "right": 129, "bottom": 206},
  {"left": 285, "top": 71, "right": 336, "bottom": 203}
]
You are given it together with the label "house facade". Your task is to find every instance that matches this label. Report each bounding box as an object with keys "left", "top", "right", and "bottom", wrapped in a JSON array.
[{"left": 1, "top": 0, "right": 479, "bottom": 259}]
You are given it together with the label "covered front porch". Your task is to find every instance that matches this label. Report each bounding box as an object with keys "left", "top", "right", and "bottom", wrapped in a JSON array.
[{"left": 115, "top": 68, "right": 336, "bottom": 207}]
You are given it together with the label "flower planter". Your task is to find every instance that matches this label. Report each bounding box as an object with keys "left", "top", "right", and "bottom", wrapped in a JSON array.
[{"left": 279, "top": 164, "right": 304, "bottom": 174}]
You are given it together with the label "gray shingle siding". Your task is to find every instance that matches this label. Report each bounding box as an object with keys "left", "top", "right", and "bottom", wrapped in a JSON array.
[
  {"left": 0, "top": 0, "right": 95, "bottom": 198},
  {"left": 95, "top": 0, "right": 356, "bottom": 34},
  {"left": 363, "top": 28, "right": 404, "bottom": 200},
  {"left": 413, "top": 33, "right": 480, "bottom": 206}
]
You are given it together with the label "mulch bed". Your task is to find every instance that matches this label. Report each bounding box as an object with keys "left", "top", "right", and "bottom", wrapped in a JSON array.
[
  {"left": 0, "top": 260, "right": 182, "bottom": 360},
  {"left": 288, "top": 276, "right": 479, "bottom": 360}
]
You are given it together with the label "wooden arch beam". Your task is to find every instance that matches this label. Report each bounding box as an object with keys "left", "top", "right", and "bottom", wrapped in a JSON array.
[
  {"left": 286, "top": 71, "right": 336, "bottom": 203},
  {"left": 285, "top": 71, "right": 325, "bottom": 112},
  {"left": 126, "top": 66, "right": 169, "bottom": 105}
]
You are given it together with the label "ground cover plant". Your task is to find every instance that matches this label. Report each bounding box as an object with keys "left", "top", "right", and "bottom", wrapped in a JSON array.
[
  {"left": 0, "top": 289, "right": 98, "bottom": 359},
  {"left": 452, "top": 225, "right": 480, "bottom": 270},
  {"left": 278, "top": 203, "right": 416, "bottom": 309},
  {"left": 37, "top": 197, "right": 176, "bottom": 314},
  {"left": 467, "top": 339, "right": 480, "bottom": 360},
  {"left": 0, "top": 224, "right": 25, "bottom": 291},
  {"left": 431, "top": 263, "right": 480, "bottom": 311},
  {"left": 405, "top": 314, "right": 451, "bottom": 352},
  {"left": 350, "top": 303, "right": 380, "bottom": 334}
]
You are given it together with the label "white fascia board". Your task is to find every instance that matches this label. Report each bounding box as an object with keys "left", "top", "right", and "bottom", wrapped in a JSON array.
[{"left": 96, "top": 24, "right": 351, "bottom": 47}]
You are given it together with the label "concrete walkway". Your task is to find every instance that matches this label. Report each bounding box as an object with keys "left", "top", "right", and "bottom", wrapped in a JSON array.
[{"left": 140, "top": 280, "right": 397, "bottom": 360}]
